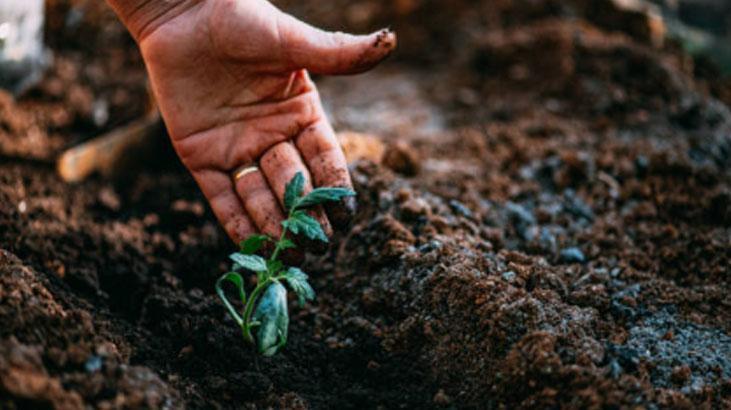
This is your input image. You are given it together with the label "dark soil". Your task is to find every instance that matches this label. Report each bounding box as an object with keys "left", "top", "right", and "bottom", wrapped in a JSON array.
[{"left": 1, "top": 0, "right": 730, "bottom": 408}]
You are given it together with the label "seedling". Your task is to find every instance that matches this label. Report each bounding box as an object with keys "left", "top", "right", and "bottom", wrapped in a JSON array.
[{"left": 215, "top": 172, "right": 354, "bottom": 356}]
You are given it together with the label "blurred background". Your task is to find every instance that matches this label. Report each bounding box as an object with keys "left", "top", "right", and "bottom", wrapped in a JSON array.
[{"left": 0, "top": 0, "right": 730, "bottom": 161}]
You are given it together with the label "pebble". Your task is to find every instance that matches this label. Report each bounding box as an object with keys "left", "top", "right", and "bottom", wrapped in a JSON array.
[
  {"left": 671, "top": 365, "right": 692, "bottom": 385},
  {"left": 559, "top": 247, "right": 586, "bottom": 263},
  {"left": 449, "top": 199, "right": 473, "bottom": 218},
  {"left": 539, "top": 227, "right": 557, "bottom": 253},
  {"left": 433, "top": 389, "right": 451, "bottom": 406},
  {"left": 502, "top": 271, "right": 517, "bottom": 282},
  {"left": 418, "top": 240, "right": 443, "bottom": 253},
  {"left": 506, "top": 202, "right": 536, "bottom": 226},
  {"left": 400, "top": 198, "right": 431, "bottom": 220},
  {"left": 635, "top": 155, "right": 649, "bottom": 176},
  {"left": 382, "top": 141, "right": 420, "bottom": 176},
  {"left": 98, "top": 187, "right": 121, "bottom": 211},
  {"left": 505, "top": 202, "right": 536, "bottom": 240},
  {"left": 84, "top": 355, "right": 103, "bottom": 373},
  {"left": 563, "top": 189, "right": 594, "bottom": 221}
]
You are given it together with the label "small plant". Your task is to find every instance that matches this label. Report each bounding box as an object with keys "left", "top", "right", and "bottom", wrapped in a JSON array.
[{"left": 215, "top": 172, "right": 354, "bottom": 356}]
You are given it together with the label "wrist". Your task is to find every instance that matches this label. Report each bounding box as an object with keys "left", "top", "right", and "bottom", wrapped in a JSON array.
[{"left": 106, "top": 0, "right": 200, "bottom": 42}]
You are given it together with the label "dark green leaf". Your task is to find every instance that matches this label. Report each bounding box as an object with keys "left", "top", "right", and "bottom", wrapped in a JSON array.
[
  {"left": 278, "top": 238, "right": 296, "bottom": 251},
  {"left": 239, "top": 234, "right": 268, "bottom": 255},
  {"left": 295, "top": 187, "right": 355, "bottom": 209},
  {"left": 230, "top": 253, "right": 268, "bottom": 272},
  {"left": 215, "top": 272, "right": 245, "bottom": 326},
  {"left": 282, "top": 267, "right": 315, "bottom": 307},
  {"left": 266, "top": 259, "right": 283, "bottom": 275},
  {"left": 282, "top": 210, "right": 328, "bottom": 242},
  {"left": 252, "top": 282, "right": 289, "bottom": 356},
  {"left": 284, "top": 172, "right": 305, "bottom": 212}
]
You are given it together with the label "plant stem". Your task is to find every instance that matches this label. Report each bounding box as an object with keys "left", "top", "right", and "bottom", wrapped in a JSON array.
[
  {"left": 269, "top": 231, "right": 287, "bottom": 263},
  {"left": 241, "top": 277, "right": 271, "bottom": 343},
  {"left": 242, "top": 207, "right": 293, "bottom": 344}
]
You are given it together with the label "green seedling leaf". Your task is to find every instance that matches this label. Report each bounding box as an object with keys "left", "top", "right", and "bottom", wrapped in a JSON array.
[
  {"left": 282, "top": 267, "right": 315, "bottom": 307},
  {"left": 215, "top": 272, "right": 245, "bottom": 326},
  {"left": 252, "top": 282, "right": 289, "bottom": 356},
  {"left": 216, "top": 173, "right": 350, "bottom": 355},
  {"left": 296, "top": 187, "right": 355, "bottom": 210},
  {"left": 284, "top": 172, "right": 305, "bottom": 212},
  {"left": 239, "top": 234, "right": 268, "bottom": 255},
  {"left": 283, "top": 210, "right": 328, "bottom": 242},
  {"left": 278, "top": 238, "right": 296, "bottom": 251},
  {"left": 267, "top": 259, "right": 283, "bottom": 275},
  {"left": 230, "top": 252, "right": 268, "bottom": 272}
]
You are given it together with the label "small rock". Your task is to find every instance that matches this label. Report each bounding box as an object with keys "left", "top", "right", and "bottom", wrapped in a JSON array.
[
  {"left": 607, "top": 344, "right": 640, "bottom": 372},
  {"left": 98, "top": 187, "right": 121, "bottom": 211},
  {"left": 338, "top": 131, "right": 386, "bottom": 164},
  {"left": 171, "top": 199, "right": 205, "bottom": 216},
  {"left": 449, "top": 199, "right": 473, "bottom": 218},
  {"left": 433, "top": 389, "right": 451, "bottom": 406},
  {"left": 635, "top": 155, "right": 649, "bottom": 176},
  {"left": 502, "top": 271, "right": 517, "bottom": 282},
  {"left": 177, "top": 345, "right": 194, "bottom": 358},
  {"left": 367, "top": 360, "right": 381, "bottom": 370},
  {"left": 382, "top": 239, "right": 413, "bottom": 259},
  {"left": 84, "top": 355, "right": 103, "bottom": 373},
  {"left": 563, "top": 189, "right": 594, "bottom": 221},
  {"left": 539, "top": 227, "right": 557, "bottom": 253},
  {"left": 506, "top": 202, "right": 536, "bottom": 226},
  {"left": 382, "top": 141, "right": 420, "bottom": 176},
  {"left": 325, "top": 336, "right": 339, "bottom": 349},
  {"left": 400, "top": 198, "right": 431, "bottom": 220},
  {"left": 17, "top": 200, "right": 27, "bottom": 213},
  {"left": 418, "top": 240, "right": 442, "bottom": 253},
  {"left": 609, "top": 359, "right": 623, "bottom": 379},
  {"left": 671, "top": 365, "right": 691, "bottom": 385},
  {"left": 560, "top": 247, "right": 586, "bottom": 264},
  {"left": 95, "top": 342, "right": 118, "bottom": 357}
]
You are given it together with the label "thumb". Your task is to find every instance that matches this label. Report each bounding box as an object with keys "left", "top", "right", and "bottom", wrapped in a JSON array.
[{"left": 277, "top": 14, "right": 396, "bottom": 75}]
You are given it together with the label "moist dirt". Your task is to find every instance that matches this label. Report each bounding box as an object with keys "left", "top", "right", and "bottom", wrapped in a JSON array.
[{"left": 1, "top": 0, "right": 730, "bottom": 408}]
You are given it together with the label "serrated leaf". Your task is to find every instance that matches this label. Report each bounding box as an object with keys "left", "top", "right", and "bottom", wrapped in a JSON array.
[
  {"left": 295, "top": 187, "right": 355, "bottom": 209},
  {"left": 252, "top": 282, "right": 289, "bottom": 356},
  {"left": 215, "top": 272, "right": 245, "bottom": 326},
  {"left": 229, "top": 252, "right": 268, "bottom": 272},
  {"left": 284, "top": 172, "right": 305, "bottom": 212},
  {"left": 283, "top": 211, "right": 328, "bottom": 242},
  {"left": 282, "top": 267, "right": 315, "bottom": 307},
  {"left": 239, "top": 234, "right": 268, "bottom": 255}
]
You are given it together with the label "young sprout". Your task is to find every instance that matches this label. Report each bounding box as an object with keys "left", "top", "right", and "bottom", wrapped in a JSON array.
[{"left": 215, "top": 172, "right": 354, "bottom": 356}]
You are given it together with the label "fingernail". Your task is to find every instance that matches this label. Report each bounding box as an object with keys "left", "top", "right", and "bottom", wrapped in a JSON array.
[
  {"left": 373, "top": 28, "right": 397, "bottom": 50},
  {"left": 326, "top": 195, "right": 357, "bottom": 231}
]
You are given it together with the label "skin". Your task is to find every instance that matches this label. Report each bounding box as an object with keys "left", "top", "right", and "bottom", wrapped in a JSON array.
[{"left": 105, "top": 0, "right": 396, "bottom": 246}]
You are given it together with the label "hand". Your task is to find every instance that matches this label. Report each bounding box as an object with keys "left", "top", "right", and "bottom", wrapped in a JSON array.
[{"left": 109, "top": 0, "right": 396, "bottom": 244}]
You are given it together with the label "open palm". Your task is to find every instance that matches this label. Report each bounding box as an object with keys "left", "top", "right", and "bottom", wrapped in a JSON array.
[{"left": 133, "top": 0, "right": 395, "bottom": 244}]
